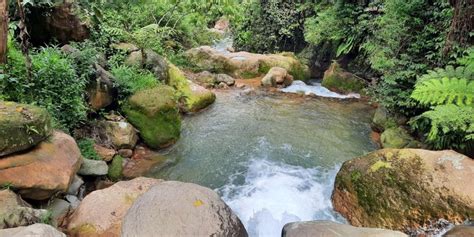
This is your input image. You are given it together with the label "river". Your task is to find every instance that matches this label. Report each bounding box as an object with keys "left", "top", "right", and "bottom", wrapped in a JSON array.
[{"left": 147, "top": 90, "right": 378, "bottom": 236}]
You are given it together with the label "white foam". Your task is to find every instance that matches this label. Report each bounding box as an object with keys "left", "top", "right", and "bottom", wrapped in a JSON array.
[
  {"left": 220, "top": 159, "right": 341, "bottom": 237},
  {"left": 281, "top": 80, "right": 361, "bottom": 99}
]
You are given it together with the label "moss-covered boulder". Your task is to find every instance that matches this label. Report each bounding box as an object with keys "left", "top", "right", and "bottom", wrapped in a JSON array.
[
  {"left": 322, "top": 62, "right": 366, "bottom": 93},
  {"left": 123, "top": 86, "right": 181, "bottom": 149},
  {"left": 380, "top": 127, "right": 419, "bottom": 149},
  {"left": 185, "top": 46, "right": 309, "bottom": 81},
  {"left": 372, "top": 106, "right": 408, "bottom": 132},
  {"left": 108, "top": 155, "right": 123, "bottom": 181},
  {"left": 0, "top": 102, "right": 52, "bottom": 157},
  {"left": 332, "top": 149, "right": 474, "bottom": 232},
  {"left": 168, "top": 64, "right": 216, "bottom": 113}
]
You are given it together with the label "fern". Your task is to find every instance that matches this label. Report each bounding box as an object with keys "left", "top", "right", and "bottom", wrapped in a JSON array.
[
  {"left": 418, "top": 66, "right": 473, "bottom": 83},
  {"left": 411, "top": 77, "right": 474, "bottom": 106}
]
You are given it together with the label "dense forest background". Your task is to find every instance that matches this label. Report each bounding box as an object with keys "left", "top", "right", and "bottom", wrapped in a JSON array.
[{"left": 0, "top": 0, "right": 472, "bottom": 155}]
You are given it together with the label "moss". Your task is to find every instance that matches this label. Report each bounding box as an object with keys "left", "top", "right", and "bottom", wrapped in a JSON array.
[
  {"left": 322, "top": 62, "right": 366, "bottom": 93},
  {"left": 108, "top": 155, "right": 124, "bottom": 181},
  {"left": 370, "top": 160, "right": 392, "bottom": 172},
  {"left": 0, "top": 101, "right": 52, "bottom": 156},
  {"left": 380, "top": 127, "right": 414, "bottom": 149},
  {"left": 123, "top": 85, "right": 181, "bottom": 149}
]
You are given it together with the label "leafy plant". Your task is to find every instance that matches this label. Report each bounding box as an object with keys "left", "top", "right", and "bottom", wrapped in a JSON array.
[
  {"left": 77, "top": 138, "right": 101, "bottom": 160},
  {"left": 111, "top": 65, "right": 159, "bottom": 100}
]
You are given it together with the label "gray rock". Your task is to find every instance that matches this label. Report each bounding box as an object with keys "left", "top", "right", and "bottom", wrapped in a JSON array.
[
  {"left": 282, "top": 221, "right": 407, "bottom": 237},
  {"left": 78, "top": 158, "right": 108, "bottom": 176},
  {"left": 145, "top": 49, "right": 169, "bottom": 82},
  {"left": 46, "top": 199, "right": 71, "bottom": 226},
  {"left": 67, "top": 175, "right": 84, "bottom": 196},
  {"left": 216, "top": 74, "right": 235, "bottom": 86},
  {"left": 65, "top": 195, "right": 81, "bottom": 209},
  {"left": 444, "top": 225, "right": 474, "bottom": 237},
  {"left": 122, "top": 181, "right": 248, "bottom": 237},
  {"left": 0, "top": 189, "right": 48, "bottom": 229},
  {"left": 0, "top": 223, "right": 66, "bottom": 237}
]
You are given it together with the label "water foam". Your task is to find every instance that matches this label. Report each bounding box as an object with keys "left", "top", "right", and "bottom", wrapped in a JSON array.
[
  {"left": 219, "top": 158, "right": 343, "bottom": 237},
  {"left": 281, "top": 80, "right": 361, "bottom": 99}
]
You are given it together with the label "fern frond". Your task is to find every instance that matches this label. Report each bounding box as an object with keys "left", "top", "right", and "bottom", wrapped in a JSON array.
[
  {"left": 418, "top": 65, "right": 473, "bottom": 83},
  {"left": 421, "top": 104, "right": 474, "bottom": 143},
  {"left": 411, "top": 77, "right": 474, "bottom": 106}
]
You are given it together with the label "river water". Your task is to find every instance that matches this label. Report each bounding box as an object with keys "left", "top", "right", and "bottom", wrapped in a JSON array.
[{"left": 148, "top": 90, "right": 378, "bottom": 236}]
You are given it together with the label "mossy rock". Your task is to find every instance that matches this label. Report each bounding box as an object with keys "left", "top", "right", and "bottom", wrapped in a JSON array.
[
  {"left": 372, "top": 106, "right": 408, "bottom": 132},
  {"left": 322, "top": 62, "right": 366, "bottom": 93},
  {"left": 168, "top": 64, "right": 216, "bottom": 113},
  {"left": 380, "top": 127, "right": 418, "bottom": 149},
  {"left": 332, "top": 149, "right": 474, "bottom": 232},
  {"left": 123, "top": 85, "right": 181, "bottom": 149},
  {"left": 108, "top": 155, "right": 124, "bottom": 181},
  {"left": 258, "top": 53, "right": 310, "bottom": 82},
  {"left": 0, "top": 102, "right": 52, "bottom": 157}
]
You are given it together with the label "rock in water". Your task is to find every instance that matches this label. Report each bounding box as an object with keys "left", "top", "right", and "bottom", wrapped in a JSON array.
[
  {"left": 282, "top": 221, "right": 408, "bottom": 237},
  {"left": 121, "top": 181, "right": 248, "bottom": 237},
  {"left": 332, "top": 149, "right": 474, "bottom": 232},
  {"left": 67, "top": 177, "right": 161, "bottom": 237},
  {"left": 261, "top": 67, "right": 294, "bottom": 88},
  {"left": 322, "top": 62, "right": 366, "bottom": 93},
  {"left": 0, "top": 101, "right": 52, "bottom": 157},
  {"left": 0, "top": 223, "right": 66, "bottom": 237},
  {"left": 168, "top": 64, "right": 216, "bottom": 113},
  {"left": 0, "top": 189, "right": 48, "bottom": 229},
  {"left": 123, "top": 85, "right": 181, "bottom": 149},
  {"left": 0, "top": 131, "right": 82, "bottom": 200}
]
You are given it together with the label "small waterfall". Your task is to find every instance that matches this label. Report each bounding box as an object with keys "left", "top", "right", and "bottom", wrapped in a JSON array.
[{"left": 281, "top": 80, "right": 361, "bottom": 99}]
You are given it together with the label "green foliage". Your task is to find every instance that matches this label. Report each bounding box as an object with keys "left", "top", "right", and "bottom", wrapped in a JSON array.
[
  {"left": 111, "top": 66, "right": 159, "bottom": 99},
  {"left": 1, "top": 43, "right": 88, "bottom": 131},
  {"left": 77, "top": 138, "right": 101, "bottom": 160},
  {"left": 235, "top": 0, "right": 314, "bottom": 53},
  {"left": 410, "top": 51, "right": 474, "bottom": 151}
]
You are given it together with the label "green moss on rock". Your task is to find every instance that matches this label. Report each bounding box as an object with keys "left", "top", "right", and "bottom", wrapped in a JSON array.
[
  {"left": 380, "top": 127, "right": 417, "bottom": 149},
  {"left": 108, "top": 155, "right": 124, "bottom": 181},
  {"left": 0, "top": 102, "right": 52, "bottom": 157},
  {"left": 123, "top": 86, "right": 181, "bottom": 149},
  {"left": 322, "top": 62, "right": 366, "bottom": 93}
]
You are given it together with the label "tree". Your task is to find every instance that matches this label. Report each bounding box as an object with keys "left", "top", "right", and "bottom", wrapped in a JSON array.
[
  {"left": 443, "top": 0, "right": 473, "bottom": 55},
  {"left": 0, "top": 0, "right": 7, "bottom": 64}
]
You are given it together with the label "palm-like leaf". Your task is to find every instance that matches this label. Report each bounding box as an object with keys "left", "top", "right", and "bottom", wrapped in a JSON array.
[{"left": 411, "top": 77, "right": 474, "bottom": 106}]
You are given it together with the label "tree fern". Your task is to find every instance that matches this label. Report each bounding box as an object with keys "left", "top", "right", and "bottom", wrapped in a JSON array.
[{"left": 411, "top": 77, "right": 474, "bottom": 106}]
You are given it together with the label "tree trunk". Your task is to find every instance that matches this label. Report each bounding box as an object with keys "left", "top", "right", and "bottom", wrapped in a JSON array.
[
  {"left": 0, "top": 0, "right": 8, "bottom": 64},
  {"left": 443, "top": 0, "right": 474, "bottom": 56}
]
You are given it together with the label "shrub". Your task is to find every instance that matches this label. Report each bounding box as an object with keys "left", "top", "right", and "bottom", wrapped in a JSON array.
[
  {"left": 111, "top": 65, "right": 159, "bottom": 100},
  {"left": 77, "top": 138, "right": 101, "bottom": 160}
]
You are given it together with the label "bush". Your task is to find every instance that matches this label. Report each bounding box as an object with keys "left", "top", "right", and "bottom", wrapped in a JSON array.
[
  {"left": 1, "top": 43, "right": 88, "bottom": 131},
  {"left": 111, "top": 65, "right": 159, "bottom": 100}
]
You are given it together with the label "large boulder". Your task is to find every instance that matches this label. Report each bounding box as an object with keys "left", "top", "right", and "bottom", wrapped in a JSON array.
[
  {"left": 67, "top": 177, "right": 161, "bottom": 237},
  {"left": 0, "top": 223, "right": 66, "bottom": 237},
  {"left": 86, "top": 64, "right": 117, "bottom": 111},
  {"left": 185, "top": 46, "right": 309, "bottom": 81},
  {"left": 123, "top": 85, "right": 181, "bottom": 149},
  {"left": 0, "top": 189, "right": 48, "bottom": 229},
  {"left": 99, "top": 120, "right": 138, "bottom": 149},
  {"left": 0, "top": 102, "right": 52, "bottom": 157},
  {"left": 282, "top": 221, "right": 407, "bottom": 237},
  {"left": 380, "top": 127, "right": 419, "bottom": 149},
  {"left": 332, "top": 149, "right": 474, "bottom": 232},
  {"left": 0, "top": 131, "right": 82, "bottom": 200},
  {"left": 121, "top": 181, "right": 248, "bottom": 237},
  {"left": 322, "top": 62, "right": 366, "bottom": 94},
  {"left": 168, "top": 64, "right": 216, "bottom": 113},
  {"left": 261, "top": 67, "right": 293, "bottom": 88}
]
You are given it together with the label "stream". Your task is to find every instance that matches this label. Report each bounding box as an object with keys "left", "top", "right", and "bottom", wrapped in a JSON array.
[{"left": 147, "top": 90, "right": 378, "bottom": 236}]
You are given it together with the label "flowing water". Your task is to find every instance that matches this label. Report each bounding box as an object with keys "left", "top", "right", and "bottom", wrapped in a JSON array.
[{"left": 148, "top": 90, "right": 378, "bottom": 236}]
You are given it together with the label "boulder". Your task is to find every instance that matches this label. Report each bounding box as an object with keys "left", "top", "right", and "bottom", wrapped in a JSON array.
[
  {"left": 185, "top": 46, "right": 309, "bottom": 81},
  {"left": 444, "top": 225, "right": 474, "bottom": 237},
  {"left": 216, "top": 74, "right": 236, "bottom": 86},
  {"left": 123, "top": 85, "right": 181, "bottom": 149},
  {"left": 86, "top": 64, "right": 116, "bottom": 111},
  {"left": 282, "top": 221, "right": 407, "bottom": 237},
  {"left": 372, "top": 106, "right": 407, "bottom": 132},
  {"left": 46, "top": 198, "right": 71, "bottom": 226},
  {"left": 322, "top": 62, "right": 366, "bottom": 93},
  {"left": 121, "top": 181, "right": 248, "bottom": 237},
  {"left": 195, "top": 71, "right": 217, "bottom": 87},
  {"left": 261, "top": 67, "right": 293, "bottom": 88},
  {"left": 332, "top": 149, "right": 474, "bottom": 232},
  {"left": 0, "top": 223, "right": 66, "bottom": 237},
  {"left": 0, "top": 131, "right": 82, "bottom": 200},
  {"left": 67, "top": 175, "right": 84, "bottom": 196},
  {"left": 93, "top": 144, "right": 116, "bottom": 162},
  {"left": 117, "top": 149, "right": 133, "bottom": 158},
  {"left": 107, "top": 155, "right": 124, "bottom": 181},
  {"left": 0, "top": 101, "right": 52, "bottom": 157},
  {"left": 0, "top": 189, "right": 48, "bottom": 229},
  {"left": 67, "top": 177, "right": 161, "bottom": 237},
  {"left": 124, "top": 49, "right": 169, "bottom": 82},
  {"left": 380, "top": 127, "right": 418, "bottom": 148},
  {"left": 99, "top": 120, "right": 138, "bottom": 149},
  {"left": 168, "top": 64, "right": 216, "bottom": 113},
  {"left": 78, "top": 158, "right": 108, "bottom": 176}
]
